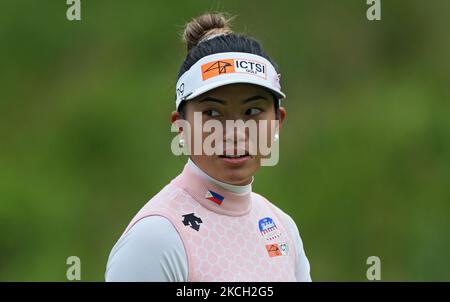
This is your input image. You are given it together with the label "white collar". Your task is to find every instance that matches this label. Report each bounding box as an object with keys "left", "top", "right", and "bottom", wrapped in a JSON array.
[{"left": 187, "top": 158, "right": 253, "bottom": 194}]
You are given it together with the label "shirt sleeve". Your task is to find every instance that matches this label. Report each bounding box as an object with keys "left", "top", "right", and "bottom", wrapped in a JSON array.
[
  {"left": 278, "top": 211, "right": 312, "bottom": 282},
  {"left": 286, "top": 215, "right": 312, "bottom": 282},
  {"left": 105, "top": 215, "right": 188, "bottom": 282}
]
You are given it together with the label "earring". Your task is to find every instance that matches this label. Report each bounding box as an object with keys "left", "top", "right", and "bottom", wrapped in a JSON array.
[
  {"left": 273, "top": 132, "right": 279, "bottom": 142},
  {"left": 179, "top": 138, "right": 185, "bottom": 148}
]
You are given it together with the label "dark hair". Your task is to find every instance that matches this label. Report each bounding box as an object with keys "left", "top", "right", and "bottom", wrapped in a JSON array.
[{"left": 177, "top": 12, "right": 280, "bottom": 119}]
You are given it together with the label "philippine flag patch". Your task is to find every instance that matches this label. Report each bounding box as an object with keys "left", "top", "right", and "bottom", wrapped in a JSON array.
[{"left": 205, "top": 190, "right": 224, "bottom": 205}]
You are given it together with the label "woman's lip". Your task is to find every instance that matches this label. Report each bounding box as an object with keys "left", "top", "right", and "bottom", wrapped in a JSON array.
[
  {"left": 223, "top": 149, "right": 248, "bottom": 155},
  {"left": 219, "top": 155, "right": 251, "bottom": 165}
]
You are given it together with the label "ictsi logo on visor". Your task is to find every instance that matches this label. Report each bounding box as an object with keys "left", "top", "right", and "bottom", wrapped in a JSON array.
[{"left": 201, "top": 58, "right": 267, "bottom": 81}]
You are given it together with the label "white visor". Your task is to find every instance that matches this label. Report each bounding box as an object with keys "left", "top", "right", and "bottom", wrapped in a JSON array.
[{"left": 175, "top": 52, "right": 286, "bottom": 109}]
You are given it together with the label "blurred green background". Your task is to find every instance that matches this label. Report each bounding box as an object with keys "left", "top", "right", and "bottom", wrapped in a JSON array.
[{"left": 0, "top": 0, "right": 449, "bottom": 281}]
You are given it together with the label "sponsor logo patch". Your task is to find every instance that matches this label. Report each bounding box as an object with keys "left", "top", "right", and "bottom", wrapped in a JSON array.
[
  {"left": 258, "top": 217, "right": 281, "bottom": 241},
  {"left": 265, "top": 242, "right": 289, "bottom": 258},
  {"left": 201, "top": 58, "right": 267, "bottom": 81},
  {"left": 182, "top": 213, "right": 203, "bottom": 231}
]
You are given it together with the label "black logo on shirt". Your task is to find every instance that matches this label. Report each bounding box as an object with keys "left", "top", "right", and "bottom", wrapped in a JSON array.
[{"left": 182, "top": 213, "right": 203, "bottom": 231}]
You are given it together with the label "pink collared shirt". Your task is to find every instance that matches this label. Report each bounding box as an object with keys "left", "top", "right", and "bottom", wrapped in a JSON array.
[{"left": 106, "top": 160, "right": 311, "bottom": 282}]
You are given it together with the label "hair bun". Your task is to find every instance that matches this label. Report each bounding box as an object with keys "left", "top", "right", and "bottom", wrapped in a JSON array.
[{"left": 182, "top": 12, "right": 234, "bottom": 51}]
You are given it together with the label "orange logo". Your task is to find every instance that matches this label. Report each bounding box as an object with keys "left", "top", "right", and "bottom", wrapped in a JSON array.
[
  {"left": 201, "top": 59, "right": 235, "bottom": 80},
  {"left": 266, "top": 243, "right": 283, "bottom": 258}
]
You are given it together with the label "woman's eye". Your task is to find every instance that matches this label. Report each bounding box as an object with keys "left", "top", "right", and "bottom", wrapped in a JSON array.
[
  {"left": 203, "top": 109, "right": 220, "bottom": 117},
  {"left": 245, "top": 108, "right": 262, "bottom": 116}
]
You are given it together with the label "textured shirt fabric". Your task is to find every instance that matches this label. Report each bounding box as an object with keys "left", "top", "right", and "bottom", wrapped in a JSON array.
[{"left": 105, "top": 160, "right": 311, "bottom": 282}]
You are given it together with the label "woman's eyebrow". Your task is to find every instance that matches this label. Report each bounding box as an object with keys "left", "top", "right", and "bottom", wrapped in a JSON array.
[
  {"left": 198, "top": 96, "right": 226, "bottom": 104},
  {"left": 242, "top": 95, "right": 268, "bottom": 104},
  {"left": 198, "top": 95, "right": 268, "bottom": 104}
]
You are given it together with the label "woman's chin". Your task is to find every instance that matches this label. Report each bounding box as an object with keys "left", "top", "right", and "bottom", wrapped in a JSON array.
[{"left": 215, "top": 158, "right": 257, "bottom": 185}]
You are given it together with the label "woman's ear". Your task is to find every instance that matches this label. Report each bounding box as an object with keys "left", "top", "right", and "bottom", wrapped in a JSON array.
[
  {"left": 171, "top": 111, "right": 180, "bottom": 123},
  {"left": 171, "top": 111, "right": 183, "bottom": 133},
  {"left": 278, "top": 106, "right": 286, "bottom": 129}
]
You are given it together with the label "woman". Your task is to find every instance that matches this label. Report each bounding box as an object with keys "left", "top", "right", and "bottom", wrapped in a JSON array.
[{"left": 105, "top": 12, "right": 311, "bottom": 282}]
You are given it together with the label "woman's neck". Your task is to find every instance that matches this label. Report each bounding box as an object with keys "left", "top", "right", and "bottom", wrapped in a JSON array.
[{"left": 187, "top": 158, "right": 253, "bottom": 194}]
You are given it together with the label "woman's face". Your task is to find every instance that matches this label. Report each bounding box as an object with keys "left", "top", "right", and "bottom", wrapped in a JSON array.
[{"left": 172, "top": 83, "right": 286, "bottom": 185}]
